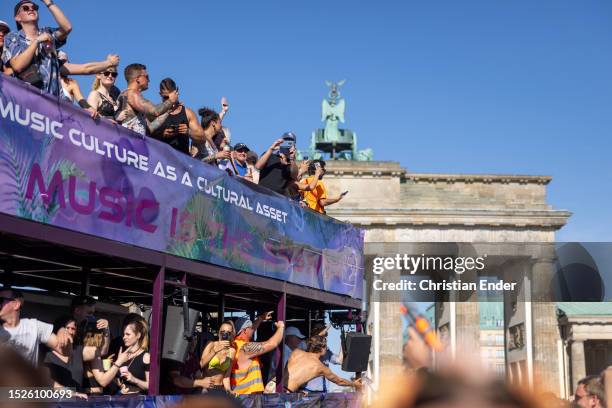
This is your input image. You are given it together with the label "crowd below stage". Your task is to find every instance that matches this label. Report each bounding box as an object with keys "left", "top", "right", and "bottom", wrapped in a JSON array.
[
  {"left": 0, "top": 289, "right": 360, "bottom": 400},
  {"left": 0, "top": 0, "right": 347, "bottom": 217}
]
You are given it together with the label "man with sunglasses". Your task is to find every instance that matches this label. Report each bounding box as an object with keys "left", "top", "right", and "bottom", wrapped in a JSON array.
[
  {"left": 232, "top": 143, "right": 251, "bottom": 177},
  {"left": 2, "top": 0, "right": 73, "bottom": 96},
  {"left": 152, "top": 77, "right": 207, "bottom": 155},
  {"left": 0, "top": 288, "right": 72, "bottom": 367},
  {"left": 116, "top": 63, "right": 178, "bottom": 136}
]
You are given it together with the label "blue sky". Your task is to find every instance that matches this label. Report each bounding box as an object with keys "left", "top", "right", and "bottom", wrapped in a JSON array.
[{"left": 2, "top": 0, "right": 611, "bottom": 240}]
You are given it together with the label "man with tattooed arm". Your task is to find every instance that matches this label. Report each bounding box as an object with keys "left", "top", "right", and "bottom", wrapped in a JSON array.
[
  {"left": 230, "top": 312, "right": 284, "bottom": 395},
  {"left": 115, "top": 63, "right": 178, "bottom": 136}
]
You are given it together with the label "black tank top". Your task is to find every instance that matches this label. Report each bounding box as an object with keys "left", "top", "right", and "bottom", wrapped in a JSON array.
[
  {"left": 119, "top": 352, "right": 150, "bottom": 394},
  {"left": 155, "top": 105, "right": 190, "bottom": 154},
  {"left": 96, "top": 88, "right": 120, "bottom": 119}
]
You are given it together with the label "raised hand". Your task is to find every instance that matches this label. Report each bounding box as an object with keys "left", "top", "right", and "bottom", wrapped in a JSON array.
[
  {"left": 115, "top": 346, "right": 131, "bottom": 367},
  {"left": 36, "top": 32, "right": 53, "bottom": 44},
  {"left": 56, "top": 328, "right": 73, "bottom": 348},
  {"left": 106, "top": 54, "right": 120, "bottom": 66},
  {"left": 270, "top": 139, "right": 283, "bottom": 151},
  {"left": 96, "top": 319, "right": 109, "bottom": 330}
]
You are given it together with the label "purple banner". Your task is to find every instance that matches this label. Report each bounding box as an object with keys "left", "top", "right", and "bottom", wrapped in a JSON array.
[{"left": 0, "top": 76, "right": 364, "bottom": 298}]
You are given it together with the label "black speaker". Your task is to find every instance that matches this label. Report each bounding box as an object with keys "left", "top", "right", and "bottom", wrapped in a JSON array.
[
  {"left": 341, "top": 333, "right": 371, "bottom": 373},
  {"left": 161, "top": 305, "right": 199, "bottom": 363}
]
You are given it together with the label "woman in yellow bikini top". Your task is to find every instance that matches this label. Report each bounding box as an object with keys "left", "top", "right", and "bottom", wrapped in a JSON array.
[{"left": 199, "top": 321, "right": 236, "bottom": 392}]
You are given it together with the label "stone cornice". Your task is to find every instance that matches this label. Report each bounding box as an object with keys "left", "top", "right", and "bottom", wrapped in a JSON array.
[
  {"left": 406, "top": 173, "right": 552, "bottom": 185},
  {"left": 327, "top": 208, "right": 572, "bottom": 229},
  {"left": 325, "top": 161, "right": 405, "bottom": 177}
]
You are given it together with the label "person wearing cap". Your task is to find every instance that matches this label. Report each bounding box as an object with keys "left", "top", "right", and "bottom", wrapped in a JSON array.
[
  {"left": 3, "top": 0, "right": 72, "bottom": 96},
  {"left": 231, "top": 143, "right": 251, "bottom": 177},
  {"left": 70, "top": 296, "right": 110, "bottom": 354},
  {"left": 0, "top": 20, "right": 13, "bottom": 75},
  {"left": 255, "top": 133, "right": 300, "bottom": 196},
  {"left": 302, "top": 159, "right": 347, "bottom": 214},
  {"left": 267, "top": 326, "right": 306, "bottom": 387},
  {"left": 231, "top": 312, "right": 285, "bottom": 395},
  {"left": 0, "top": 288, "right": 72, "bottom": 366}
]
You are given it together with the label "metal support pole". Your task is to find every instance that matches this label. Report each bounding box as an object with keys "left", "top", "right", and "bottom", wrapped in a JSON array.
[
  {"left": 2, "top": 264, "right": 13, "bottom": 289},
  {"left": 80, "top": 266, "right": 91, "bottom": 296},
  {"left": 218, "top": 293, "right": 225, "bottom": 327},
  {"left": 148, "top": 264, "right": 165, "bottom": 396},
  {"left": 275, "top": 292, "right": 287, "bottom": 393}
]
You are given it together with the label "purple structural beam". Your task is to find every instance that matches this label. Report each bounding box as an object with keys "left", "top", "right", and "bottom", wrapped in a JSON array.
[{"left": 148, "top": 265, "right": 166, "bottom": 395}]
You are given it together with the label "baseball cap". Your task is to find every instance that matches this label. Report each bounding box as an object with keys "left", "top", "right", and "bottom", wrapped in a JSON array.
[
  {"left": 235, "top": 316, "right": 253, "bottom": 334},
  {"left": 281, "top": 131, "right": 296, "bottom": 142},
  {"left": 234, "top": 143, "right": 249, "bottom": 152},
  {"left": 0, "top": 20, "right": 10, "bottom": 34},
  {"left": 285, "top": 326, "right": 305, "bottom": 339}
]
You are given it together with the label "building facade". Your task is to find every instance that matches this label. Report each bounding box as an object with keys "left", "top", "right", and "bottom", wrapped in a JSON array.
[{"left": 322, "top": 160, "right": 582, "bottom": 396}]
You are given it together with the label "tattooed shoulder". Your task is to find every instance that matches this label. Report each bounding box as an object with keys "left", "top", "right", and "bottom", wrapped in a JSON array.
[{"left": 242, "top": 342, "right": 264, "bottom": 355}]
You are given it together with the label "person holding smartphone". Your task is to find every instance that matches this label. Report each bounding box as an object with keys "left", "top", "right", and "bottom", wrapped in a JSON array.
[
  {"left": 302, "top": 160, "right": 348, "bottom": 214},
  {"left": 199, "top": 321, "right": 237, "bottom": 393}
]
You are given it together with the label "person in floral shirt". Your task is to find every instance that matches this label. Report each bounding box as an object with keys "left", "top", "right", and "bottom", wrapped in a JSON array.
[{"left": 2, "top": 0, "right": 72, "bottom": 96}]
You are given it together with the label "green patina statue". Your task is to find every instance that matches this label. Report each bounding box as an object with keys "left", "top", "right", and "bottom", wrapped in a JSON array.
[{"left": 304, "top": 80, "right": 373, "bottom": 161}]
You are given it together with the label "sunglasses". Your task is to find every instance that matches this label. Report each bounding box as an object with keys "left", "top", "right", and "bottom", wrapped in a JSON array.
[
  {"left": 138, "top": 73, "right": 150, "bottom": 81},
  {"left": 20, "top": 4, "right": 39, "bottom": 13},
  {"left": 235, "top": 149, "right": 248, "bottom": 153},
  {"left": 219, "top": 330, "right": 232, "bottom": 335},
  {"left": 102, "top": 71, "right": 118, "bottom": 78}
]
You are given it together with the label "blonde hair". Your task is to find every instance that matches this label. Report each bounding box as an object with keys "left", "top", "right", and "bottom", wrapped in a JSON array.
[
  {"left": 126, "top": 320, "right": 149, "bottom": 352},
  {"left": 83, "top": 331, "right": 104, "bottom": 348},
  {"left": 220, "top": 320, "right": 236, "bottom": 338},
  {"left": 92, "top": 77, "right": 101, "bottom": 91}
]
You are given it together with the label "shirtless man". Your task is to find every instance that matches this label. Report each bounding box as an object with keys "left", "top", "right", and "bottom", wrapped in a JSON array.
[
  {"left": 116, "top": 63, "right": 177, "bottom": 136},
  {"left": 284, "top": 335, "right": 361, "bottom": 393}
]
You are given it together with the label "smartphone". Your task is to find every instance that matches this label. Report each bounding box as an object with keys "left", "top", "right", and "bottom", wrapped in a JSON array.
[{"left": 280, "top": 146, "right": 291, "bottom": 156}]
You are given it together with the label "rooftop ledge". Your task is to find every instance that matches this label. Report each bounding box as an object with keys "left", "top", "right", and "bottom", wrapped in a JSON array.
[{"left": 324, "top": 161, "right": 552, "bottom": 184}]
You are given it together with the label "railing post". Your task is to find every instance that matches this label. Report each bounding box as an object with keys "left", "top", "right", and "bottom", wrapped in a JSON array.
[
  {"left": 80, "top": 265, "right": 91, "bottom": 296},
  {"left": 275, "top": 292, "right": 286, "bottom": 393},
  {"left": 2, "top": 263, "right": 13, "bottom": 289},
  {"left": 218, "top": 293, "right": 225, "bottom": 327},
  {"left": 149, "top": 264, "right": 165, "bottom": 396}
]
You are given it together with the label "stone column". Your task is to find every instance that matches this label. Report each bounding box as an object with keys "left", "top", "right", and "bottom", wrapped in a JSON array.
[
  {"left": 570, "top": 340, "right": 586, "bottom": 392},
  {"left": 454, "top": 298, "right": 480, "bottom": 356},
  {"left": 530, "top": 253, "right": 562, "bottom": 394}
]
